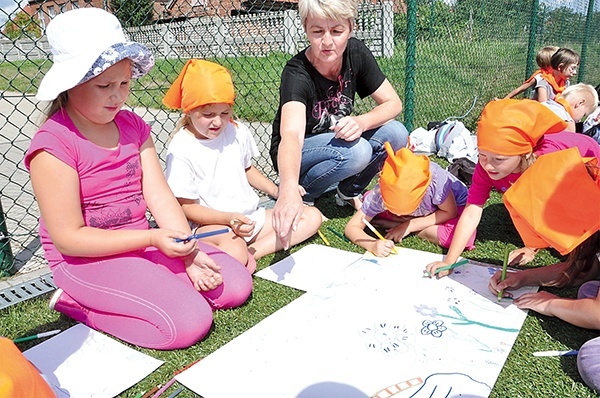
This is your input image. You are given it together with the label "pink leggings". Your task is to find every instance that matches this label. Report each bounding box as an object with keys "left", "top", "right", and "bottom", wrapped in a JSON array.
[{"left": 50, "top": 242, "right": 252, "bottom": 350}]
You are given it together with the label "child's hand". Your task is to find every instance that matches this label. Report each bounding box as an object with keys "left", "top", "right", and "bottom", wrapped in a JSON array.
[
  {"left": 424, "top": 261, "right": 452, "bottom": 278},
  {"left": 488, "top": 269, "right": 525, "bottom": 298},
  {"left": 513, "top": 291, "right": 558, "bottom": 315},
  {"left": 230, "top": 214, "right": 256, "bottom": 238},
  {"left": 385, "top": 222, "right": 410, "bottom": 242},
  {"left": 151, "top": 228, "right": 197, "bottom": 257},
  {"left": 184, "top": 250, "right": 223, "bottom": 291},
  {"left": 508, "top": 247, "right": 538, "bottom": 266},
  {"left": 372, "top": 239, "right": 396, "bottom": 257}
]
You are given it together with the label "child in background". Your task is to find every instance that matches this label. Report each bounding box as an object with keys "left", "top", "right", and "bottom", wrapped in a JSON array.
[
  {"left": 504, "top": 45, "right": 558, "bottom": 99},
  {"left": 543, "top": 83, "right": 599, "bottom": 132},
  {"left": 164, "top": 59, "right": 323, "bottom": 272},
  {"left": 344, "top": 142, "right": 475, "bottom": 257},
  {"left": 489, "top": 148, "right": 600, "bottom": 393},
  {"left": 531, "top": 47, "right": 580, "bottom": 102},
  {"left": 424, "top": 99, "right": 600, "bottom": 278},
  {"left": 24, "top": 9, "right": 252, "bottom": 350},
  {"left": 582, "top": 84, "right": 600, "bottom": 143}
]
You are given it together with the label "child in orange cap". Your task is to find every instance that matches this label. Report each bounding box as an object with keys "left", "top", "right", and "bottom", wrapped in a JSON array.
[
  {"left": 425, "top": 98, "right": 600, "bottom": 278},
  {"left": 164, "top": 59, "right": 323, "bottom": 271},
  {"left": 344, "top": 142, "right": 474, "bottom": 257},
  {"left": 488, "top": 148, "right": 600, "bottom": 393}
]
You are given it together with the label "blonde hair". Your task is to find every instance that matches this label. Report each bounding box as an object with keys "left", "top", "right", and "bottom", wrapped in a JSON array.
[
  {"left": 536, "top": 46, "right": 559, "bottom": 69},
  {"left": 562, "top": 83, "right": 600, "bottom": 113},
  {"left": 39, "top": 92, "right": 69, "bottom": 124},
  {"left": 298, "top": 0, "right": 357, "bottom": 30}
]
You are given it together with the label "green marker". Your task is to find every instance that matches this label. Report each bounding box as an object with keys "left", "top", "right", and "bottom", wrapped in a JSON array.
[
  {"left": 433, "top": 258, "right": 469, "bottom": 275},
  {"left": 13, "top": 329, "right": 61, "bottom": 343},
  {"left": 498, "top": 247, "right": 510, "bottom": 301}
]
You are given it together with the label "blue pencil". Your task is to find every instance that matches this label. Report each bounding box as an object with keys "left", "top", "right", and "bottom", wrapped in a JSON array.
[{"left": 174, "top": 228, "right": 230, "bottom": 243}]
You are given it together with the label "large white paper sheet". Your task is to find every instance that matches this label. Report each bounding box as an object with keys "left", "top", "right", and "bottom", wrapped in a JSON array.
[
  {"left": 255, "top": 244, "right": 363, "bottom": 291},
  {"left": 178, "top": 247, "right": 537, "bottom": 398},
  {"left": 24, "top": 324, "right": 163, "bottom": 398}
]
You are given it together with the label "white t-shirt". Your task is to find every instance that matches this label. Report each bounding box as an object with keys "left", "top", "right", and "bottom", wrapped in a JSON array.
[
  {"left": 542, "top": 99, "right": 574, "bottom": 124},
  {"left": 166, "top": 121, "right": 260, "bottom": 215}
]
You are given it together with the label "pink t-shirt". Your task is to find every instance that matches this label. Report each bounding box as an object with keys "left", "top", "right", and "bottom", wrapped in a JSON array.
[
  {"left": 467, "top": 131, "right": 600, "bottom": 206},
  {"left": 24, "top": 109, "right": 152, "bottom": 266}
]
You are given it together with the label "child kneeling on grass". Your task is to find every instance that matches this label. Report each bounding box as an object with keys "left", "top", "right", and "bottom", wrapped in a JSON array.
[
  {"left": 164, "top": 59, "right": 323, "bottom": 272},
  {"left": 344, "top": 142, "right": 475, "bottom": 257},
  {"left": 489, "top": 148, "right": 600, "bottom": 393},
  {"left": 425, "top": 99, "right": 600, "bottom": 278}
]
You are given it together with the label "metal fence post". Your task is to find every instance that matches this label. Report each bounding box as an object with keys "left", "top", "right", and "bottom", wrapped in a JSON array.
[
  {"left": 578, "top": 0, "right": 595, "bottom": 82},
  {"left": 404, "top": 0, "right": 417, "bottom": 132},
  {"left": 525, "top": 0, "right": 539, "bottom": 82},
  {"left": 0, "top": 198, "right": 15, "bottom": 277}
]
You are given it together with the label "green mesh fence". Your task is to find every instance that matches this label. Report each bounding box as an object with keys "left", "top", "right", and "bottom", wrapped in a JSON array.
[{"left": 0, "top": 0, "right": 598, "bottom": 275}]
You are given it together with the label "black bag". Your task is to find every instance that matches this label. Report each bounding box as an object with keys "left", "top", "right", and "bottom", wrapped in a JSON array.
[{"left": 447, "top": 157, "right": 476, "bottom": 187}]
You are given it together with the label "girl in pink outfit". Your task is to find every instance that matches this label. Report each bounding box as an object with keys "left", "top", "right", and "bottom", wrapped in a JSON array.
[
  {"left": 425, "top": 99, "right": 600, "bottom": 278},
  {"left": 24, "top": 8, "right": 252, "bottom": 350}
]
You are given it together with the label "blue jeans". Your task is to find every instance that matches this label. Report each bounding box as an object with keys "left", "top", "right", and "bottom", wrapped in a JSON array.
[{"left": 299, "top": 120, "right": 409, "bottom": 202}]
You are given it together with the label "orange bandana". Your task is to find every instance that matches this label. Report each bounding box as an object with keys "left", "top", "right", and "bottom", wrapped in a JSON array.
[
  {"left": 503, "top": 148, "right": 600, "bottom": 255},
  {"left": 0, "top": 338, "right": 55, "bottom": 397},
  {"left": 539, "top": 69, "right": 566, "bottom": 94},
  {"left": 477, "top": 99, "right": 568, "bottom": 156},
  {"left": 163, "top": 59, "right": 235, "bottom": 113},
  {"left": 379, "top": 142, "right": 431, "bottom": 215}
]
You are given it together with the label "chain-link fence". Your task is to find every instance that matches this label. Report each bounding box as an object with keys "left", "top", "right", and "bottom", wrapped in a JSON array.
[{"left": 0, "top": 0, "right": 598, "bottom": 276}]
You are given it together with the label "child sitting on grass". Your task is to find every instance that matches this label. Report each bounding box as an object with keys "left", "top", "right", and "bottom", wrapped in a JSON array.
[
  {"left": 164, "top": 59, "right": 323, "bottom": 272},
  {"left": 504, "top": 45, "right": 558, "bottom": 99},
  {"left": 344, "top": 142, "right": 474, "bottom": 257},
  {"left": 531, "top": 47, "right": 580, "bottom": 102},
  {"left": 489, "top": 148, "right": 600, "bottom": 393}
]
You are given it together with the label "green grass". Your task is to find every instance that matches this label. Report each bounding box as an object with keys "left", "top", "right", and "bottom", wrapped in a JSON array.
[
  {"left": 1, "top": 179, "right": 597, "bottom": 397},
  {"left": 1, "top": 39, "right": 598, "bottom": 396}
]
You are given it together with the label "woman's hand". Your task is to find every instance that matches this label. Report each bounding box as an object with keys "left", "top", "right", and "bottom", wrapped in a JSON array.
[
  {"left": 151, "top": 229, "right": 197, "bottom": 257},
  {"left": 331, "top": 116, "right": 364, "bottom": 141},
  {"left": 184, "top": 249, "right": 223, "bottom": 291}
]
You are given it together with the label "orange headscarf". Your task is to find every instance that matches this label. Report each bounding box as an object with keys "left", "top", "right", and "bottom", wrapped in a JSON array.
[
  {"left": 503, "top": 147, "right": 600, "bottom": 255},
  {"left": 0, "top": 337, "right": 56, "bottom": 397},
  {"left": 379, "top": 142, "right": 431, "bottom": 215},
  {"left": 477, "top": 99, "right": 568, "bottom": 156},
  {"left": 163, "top": 59, "right": 235, "bottom": 113},
  {"left": 554, "top": 95, "right": 574, "bottom": 119}
]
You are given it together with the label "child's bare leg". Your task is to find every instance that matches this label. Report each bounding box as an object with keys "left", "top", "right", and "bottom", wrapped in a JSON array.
[
  {"left": 249, "top": 207, "right": 323, "bottom": 259},
  {"left": 417, "top": 226, "right": 442, "bottom": 246},
  {"left": 197, "top": 226, "right": 248, "bottom": 265}
]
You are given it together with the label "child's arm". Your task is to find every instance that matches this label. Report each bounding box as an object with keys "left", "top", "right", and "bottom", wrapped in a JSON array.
[
  {"left": 385, "top": 191, "right": 458, "bottom": 242},
  {"left": 424, "top": 203, "right": 483, "bottom": 277},
  {"left": 29, "top": 147, "right": 196, "bottom": 258},
  {"left": 515, "top": 289, "right": 600, "bottom": 330},
  {"left": 245, "top": 165, "right": 279, "bottom": 198},
  {"left": 535, "top": 86, "right": 549, "bottom": 102},
  {"left": 178, "top": 198, "right": 255, "bottom": 238},
  {"left": 504, "top": 80, "right": 536, "bottom": 99},
  {"left": 345, "top": 209, "right": 396, "bottom": 257}
]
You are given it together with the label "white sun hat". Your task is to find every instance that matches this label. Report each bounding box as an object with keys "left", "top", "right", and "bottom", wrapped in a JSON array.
[{"left": 36, "top": 7, "right": 154, "bottom": 101}]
